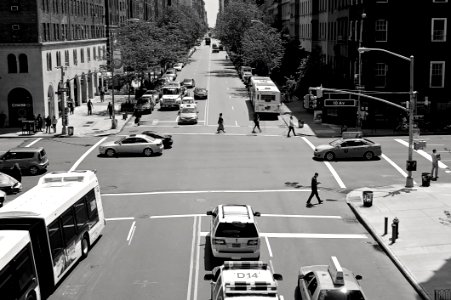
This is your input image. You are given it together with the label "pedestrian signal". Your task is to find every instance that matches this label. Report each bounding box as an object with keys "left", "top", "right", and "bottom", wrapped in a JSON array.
[{"left": 406, "top": 160, "right": 417, "bottom": 171}]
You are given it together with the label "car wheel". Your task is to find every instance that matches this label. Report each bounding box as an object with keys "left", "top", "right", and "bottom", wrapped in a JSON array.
[
  {"left": 325, "top": 152, "right": 335, "bottom": 161},
  {"left": 106, "top": 148, "right": 116, "bottom": 157},
  {"left": 364, "top": 151, "right": 374, "bottom": 160},
  {"left": 81, "top": 235, "right": 90, "bottom": 259},
  {"left": 29, "top": 166, "right": 39, "bottom": 175},
  {"left": 143, "top": 148, "right": 153, "bottom": 157}
]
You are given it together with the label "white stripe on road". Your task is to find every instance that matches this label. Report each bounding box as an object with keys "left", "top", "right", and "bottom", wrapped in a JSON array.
[
  {"left": 265, "top": 236, "right": 273, "bottom": 258},
  {"left": 381, "top": 153, "right": 408, "bottom": 178},
  {"left": 106, "top": 217, "right": 135, "bottom": 221},
  {"left": 395, "top": 138, "right": 448, "bottom": 169},
  {"left": 200, "top": 232, "right": 367, "bottom": 239},
  {"left": 150, "top": 214, "right": 206, "bottom": 219},
  {"left": 25, "top": 138, "right": 42, "bottom": 147},
  {"left": 301, "top": 137, "right": 346, "bottom": 189},
  {"left": 260, "top": 214, "right": 342, "bottom": 219},
  {"left": 126, "top": 221, "right": 136, "bottom": 246},
  {"left": 102, "top": 189, "right": 311, "bottom": 197},
  {"left": 186, "top": 216, "right": 199, "bottom": 300},
  {"left": 235, "top": 120, "right": 238, "bottom": 127},
  {"left": 70, "top": 137, "right": 108, "bottom": 171},
  {"left": 193, "top": 216, "right": 201, "bottom": 300}
]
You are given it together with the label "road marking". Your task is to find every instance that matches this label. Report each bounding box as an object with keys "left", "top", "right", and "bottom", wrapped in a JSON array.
[
  {"left": 193, "top": 216, "right": 201, "bottom": 300},
  {"left": 152, "top": 120, "right": 159, "bottom": 125},
  {"left": 126, "top": 221, "right": 136, "bottom": 245},
  {"left": 232, "top": 106, "right": 234, "bottom": 110},
  {"left": 150, "top": 214, "right": 206, "bottom": 219},
  {"left": 381, "top": 154, "right": 409, "bottom": 178},
  {"left": 25, "top": 138, "right": 42, "bottom": 147},
  {"left": 235, "top": 120, "right": 238, "bottom": 127},
  {"left": 186, "top": 216, "right": 199, "bottom": 300},
  {"left": 70, "top": 137, "right": 108, "bottom": 171},
  {"left": 200, "top": 232, "right": 367, "bottom": 239},
  {"left": 260, "top": 214, "right": 342, "bottom": 219},
  {"left": 301, "top": 137, "right": 346, "bottom": 189},
  {"left": 102, "top": 189, "right": 311, "bottom": 197},
  {"left": 265, "top": 236, "right": 273, "bottom": 258},
  {"left": 395, "top": 138, "right": 448, "bottom": 169},
  {"left": 106, "top": 217, "right": 135, "bottom": 221}
]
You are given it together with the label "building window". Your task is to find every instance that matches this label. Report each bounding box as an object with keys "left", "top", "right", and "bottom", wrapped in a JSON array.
[
  {"left": 65, "top": 50, "right": 69, "bottom": 66},
  {"left": 374, "top": 63, "right": 388, "bottom": 88},
  {"left": 430, "top": 61, "right": 445, "bottom": 88},
  {"left": 87, "top": 47, "right": 91, "bottom": 62},
  {"left": 431, "top": 18, "right": 447, "bottom": 41},
  {"left": 56, "top": 51, "right": 61, "bottom": 66},
  {"left": 7, "top": 54, "right": 17, "bottom": 73},
  {"left": 80, "top": 48, "right": 84, "bottom": 63},
  {"left": 375, "top": 19, "right": 388, "bottom": 42},
  {"left": 93, "top": 47, "right": 96, "bottom": 60},
  {"left": 73, "top": 49, "right": 78, "bottom": 65},
  {"left": 19, "top": 54, "right": 28, "bottom": 73},
  {"left": 46, "top": 52, "right": 52, "bottom": 71}
]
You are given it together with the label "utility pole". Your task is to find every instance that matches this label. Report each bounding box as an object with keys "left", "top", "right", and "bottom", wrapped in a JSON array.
[
  {"left": 357, "top": 12, "right": 366, "bottom": 130},
  {"left": 110, "top": 30, "right": 117, "bottom": 129},
  {"left": 57, "top": 66, "right": 68, "bottom": 135}
]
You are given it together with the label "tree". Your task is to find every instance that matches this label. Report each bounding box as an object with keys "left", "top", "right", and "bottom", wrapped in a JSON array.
[
  {"left": 294, "top": 46, "right": 323, "bottom": 96},
  {"left": 241, "top": 23, "right": 284, "bottom": 76}
]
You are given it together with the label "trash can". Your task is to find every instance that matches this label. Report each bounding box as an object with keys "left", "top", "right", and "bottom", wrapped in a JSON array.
[
  {"left": 68, "top": 126, "right": 74, "bottom": 136},
  {"left": 362, "top": 190, "right": 373, "bottom": 207},
  {"left": 421, "top": 172, "right": 431, "bottom": 187}
]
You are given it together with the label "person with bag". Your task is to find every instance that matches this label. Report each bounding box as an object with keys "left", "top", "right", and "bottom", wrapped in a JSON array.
[{"left": 287, "top": 115, "right": 296, "bottom": 137}]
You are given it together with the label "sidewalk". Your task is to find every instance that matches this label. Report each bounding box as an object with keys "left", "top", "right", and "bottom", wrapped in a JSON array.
[
  {"left": 0, "top": 94, "right": 133, "bottom": 138},
  {"left": 347, "top": 183, "right": 451, "bottom": 299}
]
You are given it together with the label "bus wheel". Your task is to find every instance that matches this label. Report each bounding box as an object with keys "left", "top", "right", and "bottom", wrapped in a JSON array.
[{"left": 81, "top": 236, "right": 90, "bottom": 259}]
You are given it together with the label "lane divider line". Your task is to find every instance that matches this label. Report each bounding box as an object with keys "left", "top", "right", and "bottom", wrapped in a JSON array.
[
  {"left": 70, "top": 137, "right": 108, "bottom": 171},
  {"left": 186, "top": 216, "right": 198, "bottom": 300},
  {"left": 109, "top": 213, "right": 344, "bottom": 220},
  {"left": 199, "top": 232, "right": 368, "bottom": 239},
  {"left": 301, "top": 137, "right": 346, "bottom": 189},
  {"left": 126, "top": 221, "right": 136, "bottom": 246},
  {"left": 193, "top": 216, "right": 201, "bottom": 300},
  {"left": 102, "top": 189, "right": 311, "bottom": 197},
  {"left": 260, "top": 214, "right": 341, "bottom": 219},
  {"left": 106, "top": 217, "right": 135, "bottom": 221}
]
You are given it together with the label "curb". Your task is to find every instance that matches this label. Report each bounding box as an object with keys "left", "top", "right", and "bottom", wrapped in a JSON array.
[{"left": 346, "top": 198, "right": 431, "bottom": 300}]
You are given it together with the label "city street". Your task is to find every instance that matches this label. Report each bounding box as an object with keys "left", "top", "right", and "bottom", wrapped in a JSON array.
[{"left": 3, "top": 42, "right": 450, "bottom": 300}]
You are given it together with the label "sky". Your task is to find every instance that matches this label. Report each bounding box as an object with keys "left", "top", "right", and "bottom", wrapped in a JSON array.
[{"left": 205, "top": 0, "right": 219, "bottom": 28}]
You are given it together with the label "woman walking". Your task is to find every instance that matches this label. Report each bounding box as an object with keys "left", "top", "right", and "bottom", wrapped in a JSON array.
[{"left": 217, "top": 113, "right": 225, "bottom": 134}]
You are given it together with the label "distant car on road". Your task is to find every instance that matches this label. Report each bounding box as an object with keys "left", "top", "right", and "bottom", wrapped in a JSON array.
[
  {"left": 98, "top": 134, "right": 163, "bottom": 157},
  {"left": 142, "top": 131, "right": 173, "bottom": 149},
  {"left": 313, "top": 137, "right": 382, "bottom": 161},
  {"left": 0, "top": 147, "right": 49, "bottom": 175},
  {"left": 178, "top": 105, "right": 198, "bottom": 125},
  {"left": 182, "top": 78, "right": 196, "bottom": 88},
  {"left": 180, "top": 96, "right": 197, "bottom": 109},
  {"left": 135, "top": 95, "right": 155, "bottom": 114},
  {"left": 0, "top": 172, "right": 22, "bottom": 195},
  {"left": 173, "top": 63, "right": 184, "bottom": 71},
  {"left": 193, "top": 87, "right": 208, "bottom": 99},
  {"left": 164, "top": 68, "right": 177, "bottom": 81}
]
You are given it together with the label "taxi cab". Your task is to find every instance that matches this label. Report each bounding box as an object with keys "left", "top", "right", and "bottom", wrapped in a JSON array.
[
  {"left": 298, "top": 256, "right": 366, "bottom": 300},
  {"left": 178, "top": 104, "right": 198, "bottom": 125},
  {"left": 180, "top": 96, "right": 197, "bottom": 109},
  {"left": 204, "top": 261, "right": 284, "bottom": 300}
]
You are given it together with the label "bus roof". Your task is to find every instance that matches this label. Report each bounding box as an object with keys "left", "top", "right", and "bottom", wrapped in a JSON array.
[
  {"left": 255, "top": 85, "right": 280, "bottom": 93},
  {"left": 0, "top": 170, "right": 99, "bottom": 224},
  {"left": 251, "top": 77, "right": 277, "bottom": 87},
  {"left": 0, "top": 230, "right": 30, "bottom": 270}
]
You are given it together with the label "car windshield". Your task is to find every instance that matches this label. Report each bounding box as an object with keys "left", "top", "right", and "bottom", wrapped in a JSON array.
[
  {"left": 215, "top": 223, "right": 258, "bottom": 238},
  {"left": 162, "top": 88, "right": 180, "bottom": 95},
  {"left": 182, "top": 99, "right": 193, "bottom": 104},
  {"left": 196, "top": 88, "right": 206, "bottom": 93},
  {"left": 183, "top": 79, "right": 192, "bottom": 83},
  {"left": 330, "top": 139, "right": 343, "bottom": 147},
  {"left": 181, "top": 108, "right": 196, "bottom": 114},
  {"left": 318, "top": 289, "right": 365, "bottom": 300}
]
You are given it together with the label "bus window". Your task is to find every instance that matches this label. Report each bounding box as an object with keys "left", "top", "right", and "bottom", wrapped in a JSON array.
[
  {"left": 86, "top": 189, "right": 99, "bottom": 223},
  {"left": 74, "top": 198, "right": 89, "bottom": 231},
  {"left": 48, "top": 220, "right": 64, "bottom": 262},
  {"left": 61, "top": 210, "right": 77, "bottom": 244}
]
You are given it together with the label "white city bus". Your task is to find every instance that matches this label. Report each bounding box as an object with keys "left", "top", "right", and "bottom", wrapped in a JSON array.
[
  {"left": 249, "top": 76, "right": 281, "bottom": 115},
  {"left": 0, "top": 170, "right": 105, "bottom": 298},
  {"left": 0, "top": 230, "right": 41, "bottom": 300}
]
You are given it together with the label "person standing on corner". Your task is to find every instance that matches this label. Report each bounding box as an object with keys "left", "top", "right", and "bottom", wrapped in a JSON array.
[
  {"left": 87, "top": 99, "right": 93, "bottom": 115},
  {"left": 252, "top": 113, "right": 262, "bottom": 133},
  {"left": 36, "top": 114, "right": 43, "bottom": 132},
  {"left": 287, "top": 115, "right": 296, "bottom": 137},
  {"left": 306, "top": 173, "right": 323, "bottom": 207},
  {"left": 51, "top": 116, "right": 57, "bottom": 133},
  {"left": 217, "top": 113, "right": 225, "bottom": 134},
  {"left": 107, "top": 102, "right": 113, "bottom": 119},
  {"left": 431, "top": 149, "right": 440, "bottom": 180},
  {"left": 45, "top": 115, "right": 51, "bottom": 133}
]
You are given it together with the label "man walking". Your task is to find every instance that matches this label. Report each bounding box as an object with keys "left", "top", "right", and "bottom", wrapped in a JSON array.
[
  {"left": 217, "top": 113, "right": 225, "bottom": 134},
  {"left": 87, "top": 99, "right": 93, "bottom": 115},
  {"left": 431, "top": 149, "right": 440, "bottom": 180},
  {"left": 252, "top": 113, "right": 261, "bottom": 133},
  {"left": 287, "top": 115, "right": 296, "bottom": 137},
  {"left": 107, "top": 102, "right": 113, "bottom": 119},
  {"left": 306, "top": 173, "right": 323, "bottom": 207}
]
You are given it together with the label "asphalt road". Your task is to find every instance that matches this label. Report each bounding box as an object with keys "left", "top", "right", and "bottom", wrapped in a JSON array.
[{"left": 2, "top": 41, "right": 450, "bottom": 299}]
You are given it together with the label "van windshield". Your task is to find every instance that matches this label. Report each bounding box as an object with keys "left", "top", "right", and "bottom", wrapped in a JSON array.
[{"left": 162, "top": 88, "right": 180, "bottom": 95}]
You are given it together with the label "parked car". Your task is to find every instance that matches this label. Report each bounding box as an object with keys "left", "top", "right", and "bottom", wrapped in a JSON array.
[
  {"left": 313, "top": 138, "right": 382, "bottom": 161},
  {"left": 0, "top": 147, "right": 49, "bottom": 175},
  {"left": 98, "top": 134, "right": 164, "bottom": 157},
  {"left": 182, "top": 78, "right": 196, "bottom": 88},
  {"left": 193, "top": 87, "right": 208, "bottom": 99},
  {"left": 0, "top": 172, "right": 22, "bottom": 194},
  {"left": 173, "top": 63, "right": 184, "bottom": 71},
  {"left": 142, "top": 131, "right": 173, "bottom": 149},
  {"left": 178, "top": 105, "right": 198, "bottom": 125},
  {"left": 164, "top": 68, "right": 177, "bottom": 80}
]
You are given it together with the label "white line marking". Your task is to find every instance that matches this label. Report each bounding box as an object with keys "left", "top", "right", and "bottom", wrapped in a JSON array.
[
  {"left": 152, "top": 119, "right": 159, "bottom": 125},
  {"left": 126, "top": 221, "right": 136, "bottom": 245},
  {"left": 265, "top": 236, "right": 273, "bottom": 258},
  {"left": 269, "top": 260, "right": 275, "bottom": 274},
  {"left": 70, "top": 137, "right": 108, "bottom": 171},
  {"left": 260, "top": 214, "right": 342, "bottom": 219},
  {"left": 200, "top": 232, "right": 367, "bottom": 239},
  {"left": 25, "top": 138, "right": 42, "bottom": 147},
  {"left": 186, "top": 217, "right": 197, "bottom": 300},
  {"left": 193, "top": 216, "right": 201, "bottom": 300},
  {"left": 106, "top": 217, "right": 135, "bottom": 221},
  {"left": 150, "top": 214, "right": 206, "bottom": 219},
  {"left": 102, "top": 189, "right": 311, "bottom": 197},
  {"left": 232, "top": 106, "right": 234, "bottom": 110},
  {"left": 381, "top": 153, "right": 408, "bottom": 177},
  {"left": 235, "top": 120, "right": 238, "bottom": 127},
  {"left": 301, "top": 137, "right": 346, "bottom": 189}
]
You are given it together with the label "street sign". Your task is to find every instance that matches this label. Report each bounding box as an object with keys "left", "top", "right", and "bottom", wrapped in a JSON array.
[{"left": 324, "top": 99, "right": 356, "bottom": 107}]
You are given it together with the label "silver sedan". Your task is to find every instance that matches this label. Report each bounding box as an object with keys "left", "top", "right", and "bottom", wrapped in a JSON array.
[
  {"left": 98, "top": 134, "right": 163, "bottom": 157},
  {"left": 314, "top": 138, "right": 382, "bottom": 161}
]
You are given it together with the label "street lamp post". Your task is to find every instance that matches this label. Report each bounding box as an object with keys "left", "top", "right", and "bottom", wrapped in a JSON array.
[
  {"left": 109, "top": 30, "right": 117, "bottom": 129},
  {"left": 357, "top": 12, "right": 366, "bottom": 129},
  {"left": 358, "top": 47, "right": 415, "bottom": 188}
]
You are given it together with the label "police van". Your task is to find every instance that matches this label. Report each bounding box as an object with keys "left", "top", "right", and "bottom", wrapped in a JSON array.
[
  {"left": 204, "top": 261, "right": 284, "bottom": 300},
  {"left": 297, "top": 256, "right": 366, "bottom": 300}
]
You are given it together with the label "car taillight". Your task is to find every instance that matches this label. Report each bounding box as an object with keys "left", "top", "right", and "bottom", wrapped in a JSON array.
[
  {"left": 213, "top": 238, "right": 225, "bottom": 245},
  {"left": 247, "top": 240, "right": 258, "bottom": 246}
]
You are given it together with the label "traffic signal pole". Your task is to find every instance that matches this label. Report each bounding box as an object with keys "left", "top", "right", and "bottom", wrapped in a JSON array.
[{"left": 57, "top": 66, "right": 68, "bottom": 135}]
